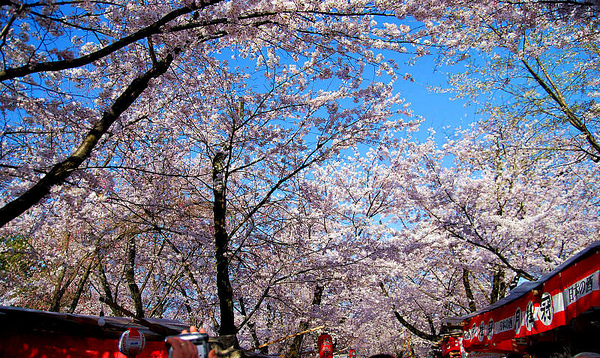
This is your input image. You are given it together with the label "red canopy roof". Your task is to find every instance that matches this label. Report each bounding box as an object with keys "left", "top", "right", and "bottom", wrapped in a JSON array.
[
  {"left": 0, "top": 305, "right": 189, "bottom": 357},
  {"left": 458, "top": 241, "right": 600, "bottom": 353}
]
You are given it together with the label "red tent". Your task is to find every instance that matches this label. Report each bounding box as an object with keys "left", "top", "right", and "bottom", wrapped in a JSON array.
[
  {"left": 0, "top": 305, "right": 189, "bottom": 357},
  {"left": 444, "top": 241, "right": 600, "bottom": 356}
]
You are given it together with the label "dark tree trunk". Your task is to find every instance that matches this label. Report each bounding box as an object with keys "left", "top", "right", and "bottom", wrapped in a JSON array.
[
  {"left": 125, "top": 235, "right": 144, "bottom": 318},
  {"left": 462, "top": 269, "right": 477, "bottom": 312},
  {"left": 67, "top": 259, "right": 94, "bottom": 313},
  {"left": 240, "top": 298, "right": 265, "bottom": 354},
  {"left": 490, "top": 269, "right": 505, "bottom": 304},
  {"left": 49, "top": 265, "right": 70, "bottom": 312},
  {"left": 213, "top": 151, "right": 236, "bottom": 336},
  {"left": 97, "top": 253, "right": 122, "bottom": 316}
]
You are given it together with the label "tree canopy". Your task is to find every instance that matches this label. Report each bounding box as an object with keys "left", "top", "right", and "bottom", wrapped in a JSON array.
[{"left": 1, "top": 0, "right": 599, "bottom": 356}]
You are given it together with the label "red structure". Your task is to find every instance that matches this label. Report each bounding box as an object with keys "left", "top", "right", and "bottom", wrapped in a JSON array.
[
  {"left": 0, "top": 306, "right": 188, "bottom": 357},
  {"left": 318, "top": 333, "right": 334, "bottom": 358},
  {"left": 441, "top": 241, "right": 600, "bottom": 356},
  {"left": 440, "top": 336, "right": 462, "bottom": 358}
]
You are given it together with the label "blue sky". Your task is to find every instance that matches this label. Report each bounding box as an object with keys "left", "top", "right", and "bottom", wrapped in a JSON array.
[{"left": 393, "top": 55, "right": 480, "bottom": 144}]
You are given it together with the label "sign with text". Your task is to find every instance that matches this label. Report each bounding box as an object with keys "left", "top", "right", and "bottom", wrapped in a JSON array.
[
  {"left": 461, "top": 243, "right": 600, "bottom": 353},
  {"left": 319, "top": 334, "right": 334, "bottom": 358}
]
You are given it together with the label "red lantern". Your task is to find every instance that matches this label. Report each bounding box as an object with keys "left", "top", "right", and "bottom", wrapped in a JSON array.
[
  {"left": 118, "top": 327, "right": 146, "bottom": 357},
  {"left": 318, "top": 334, "right": 333, "bottom": 358},
  {"left": 440, "top": 336, "right": 461, "bottom": 358}
]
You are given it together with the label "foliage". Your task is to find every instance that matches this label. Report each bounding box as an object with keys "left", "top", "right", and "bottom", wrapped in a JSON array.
[
  {"left": 0, "top": 0, "right": 599, "bottom": 356},
  {"left": 0, "top": 235, "right": 36, "bottom": 276}
]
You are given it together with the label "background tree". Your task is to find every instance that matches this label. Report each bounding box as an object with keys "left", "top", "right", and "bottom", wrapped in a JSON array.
[
  {"left": 423, "top": 0, "right": 600, "bottom": 161},
  {"left": 308, "top": 116, "right": 600, "bottom": 350}
]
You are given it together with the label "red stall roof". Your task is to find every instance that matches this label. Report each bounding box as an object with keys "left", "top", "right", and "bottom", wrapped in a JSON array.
[
  {"left": 0, "top": 305, "right": 190, "bottom": 357},
  {"left": 457, "top": 241, "right": 600, "bottom": 353}
]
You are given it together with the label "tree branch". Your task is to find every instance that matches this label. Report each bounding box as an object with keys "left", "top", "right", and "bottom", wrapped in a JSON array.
[
  {"left": 0, "top": 1, "right": 219, "bottom": 81},
  {"left": 0, "top": 51, "right": 176, "bottom": 228},
  {"left": 379, "top": 282, "right": 440, "bottom": 342},
  {"left": 521, "top": 58, "right": 600, "bottom": 161}
]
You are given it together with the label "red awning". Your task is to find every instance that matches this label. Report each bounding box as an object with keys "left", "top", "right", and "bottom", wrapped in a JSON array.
[
  {"left": 0, "top": 306, "right": 189, "bottom": 357},
  {"left": 459, "top": 241, "right": 600, "bottom": 353}
]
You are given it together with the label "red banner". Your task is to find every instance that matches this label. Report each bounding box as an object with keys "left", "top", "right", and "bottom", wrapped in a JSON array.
[
  {"left": 0, "top": 333, "right": 168, "bottom": 358},
  {"left": 462, "top": 245, "right": 600, "bottom": 352},
  {"left": 319, "top": 334, "right": 334, "bottom": 358}
]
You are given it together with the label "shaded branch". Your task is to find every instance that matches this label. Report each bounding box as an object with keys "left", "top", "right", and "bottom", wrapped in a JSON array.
[
  {"left": 379, "top": 282, "right": 440, "bottom": 342},
  {"left": 0, "top": 1, "right": 219, "bottom": 81},
  {"left": 0, "top": 51, "right": 176, "bottom": 228}
]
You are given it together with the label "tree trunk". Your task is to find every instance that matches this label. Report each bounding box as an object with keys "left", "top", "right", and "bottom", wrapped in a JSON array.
[
  {"left": 49, "top": 265, "right": 69, "bottom": 312},
  {"left": 213, "top": 151, "right": 236, "bottom": 337},
  {"left": 462, "top": 269, "right": 477, "bottom": 312},
  {"left": 288, "top": 321, "right": 310, "bottom": 358},
  {"left": 97, "top": 253, "right": 122, "bottom": 316},
  {"left": 287, "top": 284, "right": 324, "bottom": 358},
  {"left": 125, "top": 235, "right": 144, "bottom": 318},
  {"left": 67, "top": 259, "right": 95, "bottom": 313},
  {"left": 490, "top": 269, "right": 505, "bottom": 304},
  {"left": 240, "top": 298, "right": 265, "bottom": 354}
]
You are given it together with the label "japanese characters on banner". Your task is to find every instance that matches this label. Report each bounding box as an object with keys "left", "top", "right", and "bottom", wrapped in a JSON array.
[
  {"left": 461, "top": 244, "right": 600, "bottom": 353},
  {"left": 319, "top": 333, "right": 334, "bottom": 358}
]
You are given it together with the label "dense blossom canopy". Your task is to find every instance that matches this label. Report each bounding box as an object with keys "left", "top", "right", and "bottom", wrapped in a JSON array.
[{"left": 0, "top": 0, "right": 599, "bottom": 355}]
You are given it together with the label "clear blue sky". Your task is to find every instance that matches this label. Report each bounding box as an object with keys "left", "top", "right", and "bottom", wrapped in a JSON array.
[{"left": 393, "top": 55, "right": 480, "bottom": 144}]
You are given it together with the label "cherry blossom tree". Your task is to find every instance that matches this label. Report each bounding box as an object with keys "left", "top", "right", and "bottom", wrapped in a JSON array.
[
  {"left": 0, "top": 0, "right": 421, "bottom": 346},
  {"left": 420, "top": 0, "right": 600, "bottom": 161},
  {"left": 306, "top": 115, "right": 600, "bottom": 352},
  {"left": 0, "top": 0, "right": 425, "bottom": 227},
  {"left": 2, "top": 0, "right": 600, "bottom": 355}
]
